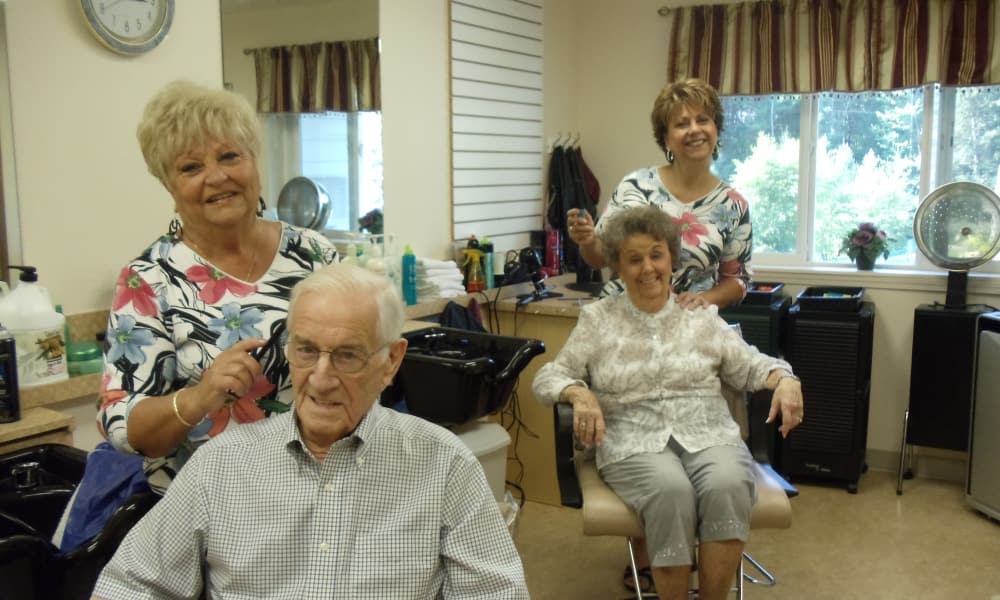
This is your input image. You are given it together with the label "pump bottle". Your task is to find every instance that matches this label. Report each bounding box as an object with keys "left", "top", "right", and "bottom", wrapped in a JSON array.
[{"left": 0, "top": 265, "right": 69, "bottom": 387}]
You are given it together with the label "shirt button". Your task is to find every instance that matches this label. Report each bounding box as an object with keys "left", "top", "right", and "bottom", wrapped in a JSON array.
[
  {"left": 357, "top": 457, "right": 365, "bottom": 465},
  {"left": 319, "top": 542, "right": 330, "bottom": 552},
  {"left": 324, "top": 483, "right": 334, "bottom": 493}
]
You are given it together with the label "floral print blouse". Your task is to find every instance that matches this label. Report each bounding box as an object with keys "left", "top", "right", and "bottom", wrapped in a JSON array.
[
  {"left": 532, "top": 293, "right": 791, "bottom": 470},
  {"left": 97, "top": 223, "right": 337, "bottom": 490},
  {"left": 597, "top": 166, "right": 753, "bottom": 296}
]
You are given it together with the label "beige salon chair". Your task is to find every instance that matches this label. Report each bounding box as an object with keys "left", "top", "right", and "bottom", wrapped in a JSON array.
[{"left": 553, "top": 388, "right": 794, "bottom": 599}]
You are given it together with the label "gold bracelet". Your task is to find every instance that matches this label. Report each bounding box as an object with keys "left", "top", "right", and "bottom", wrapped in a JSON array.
[{"left": 171, "top": 389, "right": 196, "bottom": 428}]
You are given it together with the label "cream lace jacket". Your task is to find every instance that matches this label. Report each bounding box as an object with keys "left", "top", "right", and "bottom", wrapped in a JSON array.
[{"left": 532, "top": 293, "right": 792, "bottom": 470}]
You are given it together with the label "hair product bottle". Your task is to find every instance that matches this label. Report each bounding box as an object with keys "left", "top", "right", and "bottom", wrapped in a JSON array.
[
  {"left": 402, "top": 245, "right": 418, "bottom": 305},
  {"left": 0, "top": 322, "right": 19, "bottom": 423},
  {"left": 0, "top": 266, "right": 69, "bottom": 387}
]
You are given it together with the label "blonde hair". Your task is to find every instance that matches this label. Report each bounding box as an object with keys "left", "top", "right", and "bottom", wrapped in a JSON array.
[
  {"left": 650, "top": 78, "right": 724, "bottom": 156},
  {"left": 136, "top": 80, "right": 262, "bottom": 186},
  {"left": 288, "top": 263, "right": 405, "bottom": 347}
]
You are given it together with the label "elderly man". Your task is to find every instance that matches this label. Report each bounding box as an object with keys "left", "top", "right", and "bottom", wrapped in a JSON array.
[{"left": 92, "top": 263, "right": 529, "bottom": 599}]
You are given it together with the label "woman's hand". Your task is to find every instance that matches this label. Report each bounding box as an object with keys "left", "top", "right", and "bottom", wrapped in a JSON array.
[
  {"left": 189, "top": 337, "right": 269, "bottom": 415},
  {"left": 566, "top": 208, "right": 596, "bottom": 248},
  {"left": 766, "top": 376, "right": 804, "bottom": 438},
  {"left": 561, "top": 385, "right": 606, "bottom": 448},
  {"left": 674, "top": 291, "right": 710, "bottom": 310}
]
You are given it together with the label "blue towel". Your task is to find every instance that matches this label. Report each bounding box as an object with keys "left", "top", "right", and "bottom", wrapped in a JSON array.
[{"left": 59, "top": 442, "right": 149, "bottom": 553}]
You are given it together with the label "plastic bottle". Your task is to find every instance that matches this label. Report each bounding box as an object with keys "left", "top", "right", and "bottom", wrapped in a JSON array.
[
  {"left": 402, "top": 245, "right": 418, "bottom": 306},
  {"left": 0, "top": 321, "right": 19, "bottom": 423},
  {"left": 0, "top": 266, "right": 69, "bottom": 387},
  {"left": 480, "top": 238, "right": 495, "bottom": 289},
  {"left": 464, "top": 248, "right": 486, "bottom": 293},
  {"left": 365, "top": 242, "right": 387, "bottom": 276},
  {"left": 341, "top": 243, "right": 359, "bottom": 266}
]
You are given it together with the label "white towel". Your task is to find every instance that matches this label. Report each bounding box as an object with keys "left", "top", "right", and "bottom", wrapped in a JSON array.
[{"left": 416, "top": 257, "right": 459, "bottom": 270}]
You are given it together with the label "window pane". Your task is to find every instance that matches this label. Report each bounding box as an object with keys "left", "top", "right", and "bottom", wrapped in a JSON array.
[
  {"left": 300, "top": 113, "right": 351, "bottom": 231},
  {"left": 720, "top": 95, "right": 802, "bottom": 255},
  {"left": 813, "top": 88, "right": 923, "bottom": 264}
]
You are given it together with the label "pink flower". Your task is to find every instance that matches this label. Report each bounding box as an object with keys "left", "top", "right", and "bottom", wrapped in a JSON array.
[
  {"left": 674, "top": 213, "right": 709, "bottom": 246},
  {"left": 205, "top": 374, "right": 274, "bottom": 437},
  {"left": 112, "top": 267, "right": 158, "bottom": 316},
  {"left": 186, "top": 265, "right": 257, "bottom": 304},
  {"left": 851, "top": 230, "right": 874, "bottom": 247}
]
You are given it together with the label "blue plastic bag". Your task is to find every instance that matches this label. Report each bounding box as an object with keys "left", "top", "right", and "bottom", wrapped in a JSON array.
[{"left": 59, "top": 442, "right": 148, "bottom": 552}]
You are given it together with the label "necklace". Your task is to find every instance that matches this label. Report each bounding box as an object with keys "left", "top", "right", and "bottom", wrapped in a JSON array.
[{"left": 181, "top": 219, "right": 260, "bottom": 280}]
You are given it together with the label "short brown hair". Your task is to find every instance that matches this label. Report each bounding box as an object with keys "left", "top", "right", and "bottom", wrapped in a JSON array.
[
  {"left": 136, "top": 80, "right": 262, "bottom": 187},
  {"left": 599, "top": 206, "right": 681, "bottom": 270},
  {"left": 651, "top": 78, "right": 724, "bottom": 155}
]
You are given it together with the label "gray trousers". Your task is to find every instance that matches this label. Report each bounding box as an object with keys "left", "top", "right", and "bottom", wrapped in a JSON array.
[{"left": 599, "top": 438, "right": 757, "bottom": 567}]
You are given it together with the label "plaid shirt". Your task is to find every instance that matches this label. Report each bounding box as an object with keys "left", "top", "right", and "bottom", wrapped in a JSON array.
[{"left": 93, "top": 403, "right": 528, "bottom": 599}]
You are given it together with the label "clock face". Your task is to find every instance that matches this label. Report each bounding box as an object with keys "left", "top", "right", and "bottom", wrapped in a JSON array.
[{"left": 81, "top": 0, "right": 175, "bottom": 55}]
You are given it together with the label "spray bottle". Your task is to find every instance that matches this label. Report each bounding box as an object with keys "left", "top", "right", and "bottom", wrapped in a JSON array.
[
  {"left": 463, "top": 247, "right": 486, "bottom": 293},
  {"left": 0, "top": 266, "right": 69, "bottom": 387}
]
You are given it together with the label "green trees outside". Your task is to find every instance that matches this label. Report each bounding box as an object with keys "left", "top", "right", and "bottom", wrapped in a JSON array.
[{"left": 716, "top": 89, "right": 932, "bottom": 263}]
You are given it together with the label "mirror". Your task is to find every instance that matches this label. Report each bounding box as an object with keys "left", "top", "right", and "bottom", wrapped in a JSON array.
[
  {"left": 0, "top": 3, "right": 20, "bottom": 281},
  {"left": 220, "top": 0, "right": 381, "bottom": 234}
]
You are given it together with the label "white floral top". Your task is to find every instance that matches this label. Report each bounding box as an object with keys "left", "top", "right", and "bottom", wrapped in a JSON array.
[
  {"left": 97, "top": 222, "right": 337, "bottom": 490},
  {"left": 532, "top": 293, "right": 791, "bottom": 470},
  {"left": 597, "top": 166, "right": 752, "bottom": 296}
]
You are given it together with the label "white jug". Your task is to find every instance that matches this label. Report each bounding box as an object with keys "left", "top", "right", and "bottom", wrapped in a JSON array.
[{"left": 0, "top": 266, "right": 68, "bottom": 387}]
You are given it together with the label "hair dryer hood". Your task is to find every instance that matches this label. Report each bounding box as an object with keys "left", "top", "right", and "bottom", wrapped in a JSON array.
[{"left": 913, "top": 181, "right": 1000, "bottom": 272}]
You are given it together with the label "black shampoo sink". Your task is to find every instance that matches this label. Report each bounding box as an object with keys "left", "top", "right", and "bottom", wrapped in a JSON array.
[{"left": 382, "top": 327, "right": 545, "bottom": 426}]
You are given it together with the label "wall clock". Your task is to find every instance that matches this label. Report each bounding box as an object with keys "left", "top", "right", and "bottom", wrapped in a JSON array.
[{"left": 80, "top": 0, "right": 175, "bottom": 55}]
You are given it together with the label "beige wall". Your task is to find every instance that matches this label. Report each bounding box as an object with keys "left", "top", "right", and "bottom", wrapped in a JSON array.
[
  {"left": 4, "top": 0, "right": 223, "bottom": 313},
  {"left": 2, "top": 0, "right": 991, "bottom": 475}
]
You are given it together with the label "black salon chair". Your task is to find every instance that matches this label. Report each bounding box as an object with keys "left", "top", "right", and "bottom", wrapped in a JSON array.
[{"left": 0, "top": 444, "right": 159, "bottom": 600}]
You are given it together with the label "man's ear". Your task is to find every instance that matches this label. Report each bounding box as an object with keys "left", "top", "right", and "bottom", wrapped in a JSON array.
[{"left": 381, "top": 338, "right": 408, "bottom": 387}]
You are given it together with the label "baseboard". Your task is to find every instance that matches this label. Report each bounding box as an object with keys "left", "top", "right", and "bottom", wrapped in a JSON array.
[{"left": 866, "top": 447, "right": 967, "bottom": 483}]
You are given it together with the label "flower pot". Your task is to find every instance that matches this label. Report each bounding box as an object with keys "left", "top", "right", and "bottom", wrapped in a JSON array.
[{"left": 855, "top": 255, "right": 875, "bottom": 271}]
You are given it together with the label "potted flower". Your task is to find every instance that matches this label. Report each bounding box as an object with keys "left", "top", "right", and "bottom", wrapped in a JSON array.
[
  {"left": 358, "top": 208, "right": 383, "bottom": 235},
  {"left": 839, "top": 222, "right": 893, "bottom": 270}
]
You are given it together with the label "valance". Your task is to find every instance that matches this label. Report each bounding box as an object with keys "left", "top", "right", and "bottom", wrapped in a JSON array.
[
  {"left": 249, "top": 37, "right": 380, "bottom": 113},
  {"left": 663, "top": 0, "right": 1000, "bottom": 94}
]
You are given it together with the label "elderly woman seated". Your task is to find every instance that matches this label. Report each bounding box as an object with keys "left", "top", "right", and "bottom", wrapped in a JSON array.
[{"left": 532, "top": 205, "right": 804, "bottom": 600}]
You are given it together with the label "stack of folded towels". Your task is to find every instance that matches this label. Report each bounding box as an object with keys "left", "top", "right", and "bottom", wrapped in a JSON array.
[{"left": 416, "top": 257, "right": 466, "bottom": 302}]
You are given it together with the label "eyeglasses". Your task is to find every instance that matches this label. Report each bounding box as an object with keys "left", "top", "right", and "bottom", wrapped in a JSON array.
[{"left": 284, "top": 341, "right": 390, "bottom": 373}]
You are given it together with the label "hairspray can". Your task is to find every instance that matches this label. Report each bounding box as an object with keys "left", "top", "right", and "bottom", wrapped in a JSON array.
[{"left": 0, "top": 322, "right": 20, "bottom": 423}]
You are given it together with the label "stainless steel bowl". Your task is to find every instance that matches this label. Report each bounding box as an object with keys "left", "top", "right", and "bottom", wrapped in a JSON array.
[{"left": 276, "top": 176, "right": 331, "bottom": 230}]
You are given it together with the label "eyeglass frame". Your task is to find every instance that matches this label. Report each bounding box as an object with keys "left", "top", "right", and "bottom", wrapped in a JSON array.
[{"left": 283, "top": 339, "right": 393, "bottom": 373}]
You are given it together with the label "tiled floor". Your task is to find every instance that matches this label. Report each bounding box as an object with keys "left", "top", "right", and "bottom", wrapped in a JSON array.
[{"left": 515, "top": 470, "right": 1000, "bottom": 599}]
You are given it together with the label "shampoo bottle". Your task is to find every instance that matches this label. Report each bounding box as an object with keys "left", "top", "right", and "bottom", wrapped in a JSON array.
[
  {"left": 480, "top": 237, "right": 495, "bottom": 289},
  {"left": 402, "top": 245, "right": 418, "bottom": 306},
  {"left": 0, "top": 266, "right": 69, "bottom": 387},
  {"left": 0, "top": 322, "right": 19, "bottom": 423}
]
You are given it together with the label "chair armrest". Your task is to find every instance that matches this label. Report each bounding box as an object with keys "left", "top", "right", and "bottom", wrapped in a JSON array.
[
  {"left": 552, "top": 403, "right": 582, "bottom": 508},
  {"left": 747, "top": 389, "right": 799, "bottom": 498}
]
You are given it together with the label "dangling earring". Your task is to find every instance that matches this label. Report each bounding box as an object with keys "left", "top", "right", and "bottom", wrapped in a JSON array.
[
  {"left": 713, "top": 141, "right": 721, "bottom": 161},
  {"left": 666, "top": 149, "right": 674, "bottom": 164},
  {"left": 168, "top": 213, "right": 182, "bottom": 237},
  {"left": 257, "top": 197, "right": 266, "bottom": 218}
]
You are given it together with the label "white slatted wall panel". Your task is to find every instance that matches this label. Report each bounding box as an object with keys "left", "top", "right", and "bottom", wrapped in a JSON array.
[{"left": 451, "top": 0, "right": 543, "bottom": 257}]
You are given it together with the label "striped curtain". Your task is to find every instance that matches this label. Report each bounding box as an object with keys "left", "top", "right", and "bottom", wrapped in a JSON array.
[
  {"left": 663, "top": 0, "right": 1000, "bottom": 94},
  {"left": 250, "top": 37, "right": 380, "bottom": 113}
]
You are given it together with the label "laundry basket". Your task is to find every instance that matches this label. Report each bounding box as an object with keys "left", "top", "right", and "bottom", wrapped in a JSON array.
[{"left": 382, "top": 327, "right": 545, "bottom": 426}]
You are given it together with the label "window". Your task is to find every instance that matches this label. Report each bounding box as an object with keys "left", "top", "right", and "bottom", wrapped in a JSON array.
[
  {"left": 717, "top": 85, "right": 1000, "bottom": 272},
  {"left": 261, "top": 112, "right": 382, "bottom": 233}
]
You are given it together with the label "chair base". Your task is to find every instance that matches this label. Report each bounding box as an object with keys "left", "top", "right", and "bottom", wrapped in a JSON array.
[{"left": 623, "top": 538, "right": 776, "bottom": 600}]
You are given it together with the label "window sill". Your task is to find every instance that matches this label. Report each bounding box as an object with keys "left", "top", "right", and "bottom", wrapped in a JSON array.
[{"left": 751, "top": 264, "right": 1000, "bottom": 297}]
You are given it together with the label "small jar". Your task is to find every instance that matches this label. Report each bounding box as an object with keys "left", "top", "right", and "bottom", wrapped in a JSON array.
[{"left": 66, "top": 341, "right": 103, "bottom": 376}]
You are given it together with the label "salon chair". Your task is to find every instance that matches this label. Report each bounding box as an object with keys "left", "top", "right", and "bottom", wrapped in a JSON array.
[
  {"left": 0, "top": 444, "right": 160, "bottom": 600},
  {"left": 553, "top": 389, "right": 794, "bottom": 599}
]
